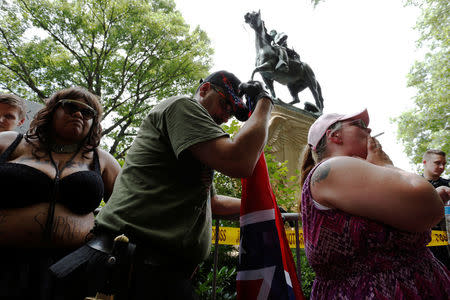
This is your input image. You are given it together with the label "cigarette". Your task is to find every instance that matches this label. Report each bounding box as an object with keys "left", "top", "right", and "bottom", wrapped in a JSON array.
[{"left": 372, "top": 132, "right": 384, "bottom": 138}]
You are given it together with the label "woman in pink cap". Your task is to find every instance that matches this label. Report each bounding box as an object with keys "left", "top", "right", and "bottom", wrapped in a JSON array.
[{"left": 299, "top": 108, "right": 450, "bottom": 299}]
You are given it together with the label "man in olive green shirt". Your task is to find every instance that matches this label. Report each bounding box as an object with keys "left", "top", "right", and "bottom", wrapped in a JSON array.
[{"left": 52, "top": 70, "right": 274, "bottom": 299}]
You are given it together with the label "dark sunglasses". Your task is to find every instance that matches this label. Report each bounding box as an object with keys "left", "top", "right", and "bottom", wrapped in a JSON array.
[
  {"left": 58, "top": 99, "right": 97, "bottom": 120},
  {"left": 211, "top": 85, "right": 233, "bottom": 115}
]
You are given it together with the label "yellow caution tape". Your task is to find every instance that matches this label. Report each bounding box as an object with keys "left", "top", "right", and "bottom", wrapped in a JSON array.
[
  {"left": 212, "top": 227, "right": 448, "bottom": 248},
  {"left": 430, "top": 230, "right": 449, "bottom": 246},
  {"left": 212, "top": 226, "right": 241, "bottom": 245}
]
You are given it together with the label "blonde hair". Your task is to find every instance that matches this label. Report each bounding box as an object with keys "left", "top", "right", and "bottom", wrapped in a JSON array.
[
  {"left": 0, "top": 93, "right": 26, "bottom": 119},
  {"left": 423, "top": 149, "right": 446, "bottom": 161}
]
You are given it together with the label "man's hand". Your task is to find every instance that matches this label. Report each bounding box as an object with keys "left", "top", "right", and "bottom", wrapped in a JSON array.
[
  {"left": 436, "top": 186, "right": 450, "bottom": 203},
  {"left": 366, "top": 136, "right": 393, "bottom": 166},
  {"left": 238, "top": 81, "right": 272, "bottom": 112}
]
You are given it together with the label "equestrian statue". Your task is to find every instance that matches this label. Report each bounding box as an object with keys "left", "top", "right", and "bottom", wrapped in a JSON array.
[{"left": 244, "top": 10, "right": 324, "bottom": 114}]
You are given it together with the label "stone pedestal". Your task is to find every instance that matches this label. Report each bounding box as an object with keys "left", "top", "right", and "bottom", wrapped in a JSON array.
[{"left": 267, "top": 102, "right": 318, "bottom": 177}]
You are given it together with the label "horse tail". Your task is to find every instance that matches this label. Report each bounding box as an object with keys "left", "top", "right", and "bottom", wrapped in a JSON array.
[
  {"left": 302, "top": 63, "right": 316, "bottom": 80},
  {"left": 303, "top": 63, "right": 324, "bottom": 111}
]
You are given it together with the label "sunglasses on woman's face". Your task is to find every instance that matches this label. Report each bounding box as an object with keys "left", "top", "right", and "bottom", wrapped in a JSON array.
[
  {"left": 345, "top": 119, "right": 367, "bottom": 129},
  {"left": 58, "top": 99, "right": 97, "bottom": 120}
]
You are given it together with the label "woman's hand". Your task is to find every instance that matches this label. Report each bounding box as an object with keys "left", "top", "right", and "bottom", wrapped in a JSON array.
[{"left": 366, "top": 136, "right": 393, "bottom": 166}]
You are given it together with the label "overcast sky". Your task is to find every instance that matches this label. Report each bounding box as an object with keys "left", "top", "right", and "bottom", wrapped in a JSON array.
[{"left": 174, "top": 0, "right": 423, "bottom": 172}]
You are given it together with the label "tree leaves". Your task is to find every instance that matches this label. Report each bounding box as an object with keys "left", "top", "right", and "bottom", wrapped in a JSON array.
[
  {"left": 396, "top": 0, "right": 449, "bottom": 175},
  {"left": 0, "top": 0, "right": 213, "bottom": 157}
]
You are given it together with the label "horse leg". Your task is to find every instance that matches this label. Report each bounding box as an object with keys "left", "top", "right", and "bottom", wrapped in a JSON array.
[
  {"left": 288, "top": 91, "right": 300, "bottom": 104},
  {"left": 262, "top": 76, "right": 276, "bottom": 99},
  {"left": 287, "top": 84, "right": 300, "bottom": 105},
  {"left": 251, "top": 62, "right": 274, "bottom": 80}
]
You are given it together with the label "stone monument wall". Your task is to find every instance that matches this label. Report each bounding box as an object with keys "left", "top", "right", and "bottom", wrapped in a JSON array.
[{"left": 267, "top": 103, "right": 317, "bottom": 178}]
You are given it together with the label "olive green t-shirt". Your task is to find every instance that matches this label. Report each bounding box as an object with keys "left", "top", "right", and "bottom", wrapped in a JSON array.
[{"left": 96, "top": 96, "right": 228, "bottom": 265}]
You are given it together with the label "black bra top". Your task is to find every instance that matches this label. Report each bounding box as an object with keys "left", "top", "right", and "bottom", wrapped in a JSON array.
[{"left": 0, "top": 133, "right": 104, "bottom": 215}]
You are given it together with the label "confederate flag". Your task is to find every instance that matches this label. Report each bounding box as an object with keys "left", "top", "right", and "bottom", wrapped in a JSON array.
[{"left": 237, "top": 153, "right": 305, "bottom": 299}]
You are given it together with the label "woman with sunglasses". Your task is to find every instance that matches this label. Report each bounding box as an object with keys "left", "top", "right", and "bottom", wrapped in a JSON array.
[
  {"left": 299, "top": 109, "right": 450, "bottom": 299},
  {"left": 0, "top": 86, "right": 121, "bottom": 299}
]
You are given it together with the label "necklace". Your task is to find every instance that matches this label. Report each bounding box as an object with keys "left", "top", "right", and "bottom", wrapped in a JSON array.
[
  {"left": 49, "top": 143, "right": 80, "bottom": 154},
  {"left": 43, "top": 149, "right": 80, "bottom": 241}
]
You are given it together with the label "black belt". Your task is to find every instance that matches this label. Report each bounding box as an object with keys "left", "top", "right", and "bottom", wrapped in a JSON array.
[
  {"left": 87, "top": 233, "right": 197, "bottom": 278},
  {"left": 87, "top": 233, "right": 165, "bottom": 266}
]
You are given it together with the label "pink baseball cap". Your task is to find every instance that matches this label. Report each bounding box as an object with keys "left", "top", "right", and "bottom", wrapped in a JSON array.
[{"left": 308, "top": 108, "right": 370, "bottom": 150}]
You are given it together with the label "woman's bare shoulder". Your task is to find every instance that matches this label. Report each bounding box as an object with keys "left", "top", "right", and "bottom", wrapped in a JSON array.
[
  {"left": 97, "top": 147, "right": 114, "bottom": 161},
  {"left": 96, "top": 147, "right": 121, "bottom": 170},
  {"left": 0, "top": 131, "right": 22, "bottom": 154}
]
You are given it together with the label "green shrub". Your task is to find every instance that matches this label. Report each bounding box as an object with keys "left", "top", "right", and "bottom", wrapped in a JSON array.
[{"left": 193, "top": 244, "right": 238, "bottom": 300}]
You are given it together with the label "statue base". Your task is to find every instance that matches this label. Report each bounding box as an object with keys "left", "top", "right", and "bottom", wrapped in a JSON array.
[{"left": 268, "top": 101, "right": 318, "bottom": 178}]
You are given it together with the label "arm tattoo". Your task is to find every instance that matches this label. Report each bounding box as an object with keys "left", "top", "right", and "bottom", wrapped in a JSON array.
[{"left": 311, "top": 163, "right": 330, "bottom": 186}]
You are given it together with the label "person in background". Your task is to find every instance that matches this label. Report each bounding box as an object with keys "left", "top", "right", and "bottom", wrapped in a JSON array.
[
  {"left": 0, "top": 87, "right": 121, "bottom": 300},
  {"left": 51, "top": 70, "right": 273, "bottom": 299},
  {"left": 299, "top": 109, "right": 450, "bottom": 299},
  {"left": 423, "top": 149, "right": 450, "bottom": 189},
  {"left": 422, "top": 149, "right": 450, "bottom": 268},
  {"left": 0, "top": 93, "right": 26, "bottom": 131}
]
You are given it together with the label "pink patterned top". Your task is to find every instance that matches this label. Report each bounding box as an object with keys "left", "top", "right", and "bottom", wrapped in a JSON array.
[{"left": 301, "top": 163, "right": 450, "bottom": 299}]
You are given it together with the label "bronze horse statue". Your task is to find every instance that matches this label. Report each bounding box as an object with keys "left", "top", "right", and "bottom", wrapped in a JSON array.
[{"left": 244, "top": 11, "right": 324, "bottom": 114}]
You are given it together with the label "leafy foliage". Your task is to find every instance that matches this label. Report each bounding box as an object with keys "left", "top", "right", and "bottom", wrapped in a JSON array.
[
  {"left": 311, "top": 0, "right": 326, "bottom": 7},
  {"left": 395, "top": 0, "right": 449, "bottom": 174},
  {"left": 294, "top": 249, "right": 316, "bottom": 298},
  {"left": 194, "top": 245, "right": 238, "bottom": 300},
  {"left": 0, "top": 0, "right": 213, "bottom": 158},
  {"left": 265, "top": 147, "right": 300, "bottom": 212}
]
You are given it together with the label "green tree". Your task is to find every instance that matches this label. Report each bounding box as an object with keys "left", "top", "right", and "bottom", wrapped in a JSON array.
[
  {"left": 311, "top": 0, "right": 325, "bottom": 7},
  {"left": 0, "top": 0, "right": 213, "bottom": 158},
  {"left": 265, "top": 148, "right": 300, "bottom": 212},
  {"left": 395, "top": 0, "right": 449, "bottom": 174}
]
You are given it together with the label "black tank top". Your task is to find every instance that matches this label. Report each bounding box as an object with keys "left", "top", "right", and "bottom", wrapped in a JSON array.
[{"left": 0, "top": 133, "right": 104, "bottom": 214}]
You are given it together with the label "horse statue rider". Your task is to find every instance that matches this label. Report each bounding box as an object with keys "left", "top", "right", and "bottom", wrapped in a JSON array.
[
  {"left": 244, "top": 10, "right": 324, "bottom": 114},
  {"left": 268, "top": 30, "right": 301, "bottom": 73}
]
